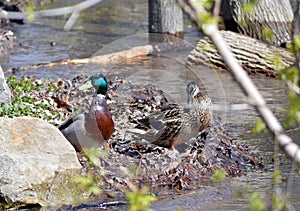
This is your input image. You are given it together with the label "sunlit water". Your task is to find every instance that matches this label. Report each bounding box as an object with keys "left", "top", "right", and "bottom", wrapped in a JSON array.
[{"left": 1, "top": 0, "right": 299, "bottom": 210}]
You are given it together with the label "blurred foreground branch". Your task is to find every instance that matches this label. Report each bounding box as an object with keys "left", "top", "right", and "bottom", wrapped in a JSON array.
[
  {"left": 0, "top": 0, "right": 102, "bottom": 31},
  {"left": 178, "top": 0, "right": 300, "bottom": 163}
]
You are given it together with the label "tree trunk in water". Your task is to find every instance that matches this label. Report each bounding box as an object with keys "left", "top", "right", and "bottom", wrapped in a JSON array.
[
  {"left": 148, "top": 0, "right": 184, "bottom": 42},
  {"left": 221, "top": 0, "right": 293, "bottom": 47},
  {"left": 291, "top": 0, "right": 300, "bottom": 85}
]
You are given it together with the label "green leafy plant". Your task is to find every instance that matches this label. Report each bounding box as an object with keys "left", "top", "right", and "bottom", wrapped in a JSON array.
[
  {"left": 72, "top": 172, "right": 104, "bottom": 195},
  {"left": 197, "top": 0, "right": 214, "bottom": 10},
  {"left": 241, "top": 0, "right": 256, "bottom": 14},
  {"left": 252, "top": 118, "right": 267, "bottom": 134},
  {"left": 272, "top": 193, "right": 290, "bottom": 211},
  {"left": 72, "top": 148, "right": 108, "bottom": 195},
  {"left": 247, "top": 192, "right": 266, "bottom": 211},
  {"left": 278, "top": 68, "right": 300, "bottom": 127},
  {"left": 271, "top": 170, "right": 290, "bottom": 211},
  {"left": 262, "top": 27, "right": 274, "bottom": 43},
  {"left": 210, "top": 168, "right": 226, "bottom": 183},
  {"left": 287, "top": 35, "right": 300, "bottom": 54},
  {"left": 238, "top": 0, "right": 256, "bottom": 28},
  {"left": 22, "top": 0, "right": 57, "bottom": 22},
  {"left": 126, "top": 187, "right": 156, "bottom": 211},
  {"left": 83, "top": 147, "right": 109, "bottom": 168},
  {"left": 0, "top": 75, "right": 63, "bottom": 125}
]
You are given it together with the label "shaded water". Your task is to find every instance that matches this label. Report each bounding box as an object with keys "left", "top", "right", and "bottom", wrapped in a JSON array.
[{"left": 1, "top": 1, "right": 300, "bottom": 210}]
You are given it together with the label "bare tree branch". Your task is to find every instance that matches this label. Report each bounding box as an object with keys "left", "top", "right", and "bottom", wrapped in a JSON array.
[
  {"left": 0, "top": 0, "right": 103, "bottom": 31},
  {"left": 179, "top": 0, "right": 300, "bottom": 163},
  {"left": 64, "top": 10, "right": 81, "bottom": 31}
]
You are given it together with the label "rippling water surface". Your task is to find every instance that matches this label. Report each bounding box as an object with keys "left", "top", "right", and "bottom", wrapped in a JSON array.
[{"left": 1, "top": 0, "right": 299, "bottom": 210}]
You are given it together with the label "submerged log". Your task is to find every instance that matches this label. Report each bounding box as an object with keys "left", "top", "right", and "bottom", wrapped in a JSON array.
[
  {"left": 4, "top": 41, "right": 191, "bottom": 74},
  {"left": 187, "top": 30, "right": 295, "bottom": 77}
]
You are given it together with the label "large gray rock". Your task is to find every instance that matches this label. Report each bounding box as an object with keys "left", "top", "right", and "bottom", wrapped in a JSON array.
[
  {"left": 0, "top": 117, "right": 83, "bottom": 209},
  {"left": 0, "top": 65, "right": 11, "bottom": 104}
]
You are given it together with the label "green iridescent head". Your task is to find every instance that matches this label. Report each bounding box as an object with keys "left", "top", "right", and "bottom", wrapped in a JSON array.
[{"left": 90, "top": 73, "right": 108, "bottom": 95}]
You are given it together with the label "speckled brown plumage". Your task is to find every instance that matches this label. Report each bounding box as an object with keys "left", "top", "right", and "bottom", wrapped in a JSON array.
[
  {"left": 186, "top": 82, "right": 212, "bottom": 132},
  {"left": 129, "top": 82, "right": 212, "bottom": 150}
]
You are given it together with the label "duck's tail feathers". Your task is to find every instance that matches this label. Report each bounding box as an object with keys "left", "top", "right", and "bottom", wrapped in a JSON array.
[{"left": 58, "top": 113, "right": 84, "bottom": 131}]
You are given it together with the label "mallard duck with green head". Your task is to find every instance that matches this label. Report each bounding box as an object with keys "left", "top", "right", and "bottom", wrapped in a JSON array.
[{"left": 58, "top": 73, "right": 114, "bottom": 151}]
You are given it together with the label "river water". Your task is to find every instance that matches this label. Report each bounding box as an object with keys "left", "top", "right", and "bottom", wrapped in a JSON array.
[{"left": 1, "top": 0, "right": 300, "bottom": 210}]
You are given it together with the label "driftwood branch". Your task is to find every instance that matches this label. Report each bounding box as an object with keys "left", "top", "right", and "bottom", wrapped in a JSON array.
[
  {"left": 179, "top": 0, "right": 300, "bottom": 163},
  {"left": 0, "top": 0, "right": 102, "bottom": 31},
  {"left": 4, "top": 42, "right": 191, "bottom": 74}
]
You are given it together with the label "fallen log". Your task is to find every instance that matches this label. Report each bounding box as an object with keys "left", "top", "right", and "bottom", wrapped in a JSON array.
[
  {"left": 5, "top": 41, "right": 191, "bottom": 74},
  {"left": 187, "top": 30, "right": 295, "bottom": 77}
]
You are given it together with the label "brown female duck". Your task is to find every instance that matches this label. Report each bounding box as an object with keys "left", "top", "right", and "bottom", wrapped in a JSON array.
[{"left": 128, "top": 82, "right": 212, "bottom": 150}]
